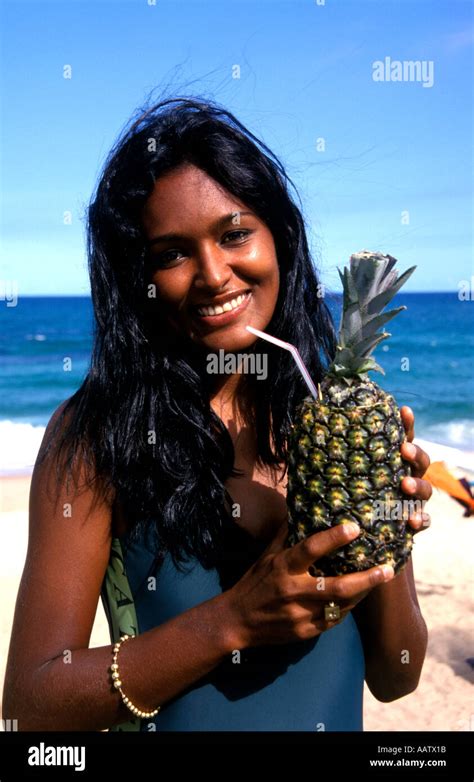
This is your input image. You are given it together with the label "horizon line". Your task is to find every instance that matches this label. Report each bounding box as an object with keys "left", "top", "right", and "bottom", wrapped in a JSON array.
[{"left": 12, "top": 290, "right": 465, "bottom": 297}]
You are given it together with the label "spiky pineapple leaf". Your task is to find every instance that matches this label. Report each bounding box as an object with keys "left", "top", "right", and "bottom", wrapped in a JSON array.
[
  {"left": 355, "top": 358, "right": 385, "bottom": 376},
  {"left": 349, "top": 331, "right": 391, "bottom": 359},
  {"left": 348, "top": 306, "right": 407, "bottom": 347},
  {"left": 367, "top": 266, "right": 416, "bottom": 316},
  {"left": 350, "top": 255, "right": 393, "bottom": 304},
  {"left": 339, "top": 268, "right": 361, "bottom": 348}
]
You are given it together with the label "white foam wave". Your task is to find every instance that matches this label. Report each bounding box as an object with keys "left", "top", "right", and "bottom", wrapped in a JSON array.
[
  {"left": 419, "top": 419, "right": 474, "bottom": 452},
  {"left": 0, "top": 418, "right": 472, "bottom": 477},
  {"left": 0, "top": 420, "right": 46, "bottom": 475}
]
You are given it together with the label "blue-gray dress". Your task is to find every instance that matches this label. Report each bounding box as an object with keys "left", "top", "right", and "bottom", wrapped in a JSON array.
[{"left": 100, "top": 515, "right": 365, "bottom": 732}]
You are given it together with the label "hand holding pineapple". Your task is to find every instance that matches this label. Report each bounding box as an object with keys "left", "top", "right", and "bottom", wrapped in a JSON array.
[{"left": 225, "top": 519, "right": 396, "bottom": 649}]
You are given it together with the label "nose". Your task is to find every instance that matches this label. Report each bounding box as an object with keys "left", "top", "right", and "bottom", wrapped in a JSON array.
[{"left": 193, "top": 243, "right": 233, "bottom": 291}]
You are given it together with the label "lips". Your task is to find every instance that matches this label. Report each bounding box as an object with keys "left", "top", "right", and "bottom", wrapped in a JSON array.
[
  {"left": 191, "top": 290, "right": 252, "bottom": 326},
  {"left": 197, "top": 292, "right": 248, "bottom": 317}
]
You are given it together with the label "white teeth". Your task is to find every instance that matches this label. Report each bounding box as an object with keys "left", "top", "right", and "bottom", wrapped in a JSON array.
[{"left": 197, "top": 293, "right": 248, "bottom": 317}]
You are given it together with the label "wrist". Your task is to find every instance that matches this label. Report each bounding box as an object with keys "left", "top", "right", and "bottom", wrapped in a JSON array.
[{"left": 213, "top": 588, "right": 249, "bottom": 654}]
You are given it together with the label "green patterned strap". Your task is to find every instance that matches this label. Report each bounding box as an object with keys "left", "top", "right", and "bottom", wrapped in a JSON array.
[{"left": 101, "top": 536, "right": 141, "bottom": 732}]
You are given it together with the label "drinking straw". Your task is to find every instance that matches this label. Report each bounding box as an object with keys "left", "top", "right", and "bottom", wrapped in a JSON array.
[{"left": 246, "top": 325, "right": 318, "bottom": 399}]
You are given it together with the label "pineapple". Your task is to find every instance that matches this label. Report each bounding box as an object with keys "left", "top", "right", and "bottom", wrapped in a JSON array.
[{"left": 286, "top": 251, "right": 416, "bottom": 576}]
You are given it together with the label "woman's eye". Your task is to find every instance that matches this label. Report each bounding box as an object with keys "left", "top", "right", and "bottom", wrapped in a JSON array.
[
  {"left": 159, "top": 250, "right": 182, "bottom": 264},
  {"left": 224, "top": 229, "right": 251, "bottom": 242},
  {"left": 150, "top": 249, "right": 184, "bottom": 268}
]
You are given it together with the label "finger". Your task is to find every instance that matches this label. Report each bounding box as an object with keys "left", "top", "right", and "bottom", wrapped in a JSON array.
[
  {"left": 285, "top": 522, "right": 361, "bottom": 575},
  {"left": 400, "top": 441, "right": 430, "bottom": 477},
  {"left": 312, "top": 607, "right": 351, "bottom": 631},
  {"left": 401, "top": 475, "right": 433, "bottom": 501},
  {"left": 408, "top": 511, "right": 431, "bottom": 533},
  {"left": 400, "top": 406, "right": 415, "bottom": 442},
  {"left": 304, "top": 562, "right": 396, "bottom": 602}
]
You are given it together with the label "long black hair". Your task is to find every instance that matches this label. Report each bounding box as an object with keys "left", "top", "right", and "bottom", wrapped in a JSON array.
[{"left": 38, "top": 94, "right": 337, "bottom": 570}]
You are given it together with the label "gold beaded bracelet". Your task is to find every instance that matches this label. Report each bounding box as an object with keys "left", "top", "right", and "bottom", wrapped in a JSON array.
[{"left": 110, "top": 634, "right": 161, "bottom": 719}]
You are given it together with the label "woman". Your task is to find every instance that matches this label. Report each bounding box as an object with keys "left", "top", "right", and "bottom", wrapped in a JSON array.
[{"left": 2, "top": 96, "right": 431, "bottom": 732}]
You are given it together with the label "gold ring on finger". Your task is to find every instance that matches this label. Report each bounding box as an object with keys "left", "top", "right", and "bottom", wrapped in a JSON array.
[{"left": 324, "top": 601, "right": 341, "bottom": 622}]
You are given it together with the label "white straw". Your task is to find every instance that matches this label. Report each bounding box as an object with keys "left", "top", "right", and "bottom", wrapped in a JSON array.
[{"left": 246, "top": 325, "right": 318, "bottom": 399}]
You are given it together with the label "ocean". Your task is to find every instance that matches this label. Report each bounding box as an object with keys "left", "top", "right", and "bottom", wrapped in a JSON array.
[{"left": 0, "top": 293, "right": 473, "bottom": 475}]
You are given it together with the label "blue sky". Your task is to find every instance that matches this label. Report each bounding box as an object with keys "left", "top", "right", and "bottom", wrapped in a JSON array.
[{"left": 1, "top": 0, "right": 472, "bottom": 294}]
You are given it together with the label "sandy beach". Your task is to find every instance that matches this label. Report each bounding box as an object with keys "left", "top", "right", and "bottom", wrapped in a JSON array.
[{"left": 0, "top": 446, "right": 473, "bottom": 732}]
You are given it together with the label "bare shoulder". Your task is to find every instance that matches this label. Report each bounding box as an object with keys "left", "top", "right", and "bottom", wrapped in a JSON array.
[
  {"left": 32, "top": 397, "right": 116, "bottom": 512},
  {"left": 28, "top": 396, "right": 116, "bottom": 569}
]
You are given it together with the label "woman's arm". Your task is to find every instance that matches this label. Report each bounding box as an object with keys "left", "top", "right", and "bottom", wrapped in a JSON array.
[
  {"left": 353, "top": 407, "right": 431, "bottom": 702},
  {"left": 352, "top": 558, "right": 427, "bottom": 702},
  {"left": 2, "top": 404, "right": 239, "bottom": 731}
]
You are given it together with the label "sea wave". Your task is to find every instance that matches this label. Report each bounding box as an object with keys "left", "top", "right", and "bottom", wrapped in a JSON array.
[
  {"left": 419, "top": 419, "right": 474, "bottom": 451},
  {"left": 1, "top": 414, "right": 473, "bottom": 479},
  {"left": 0, "top": 420, "right": 46, "bottom": 476}
]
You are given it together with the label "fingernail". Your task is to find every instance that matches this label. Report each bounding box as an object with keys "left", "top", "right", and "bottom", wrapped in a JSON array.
[
  {"left": 381, "top": 565, "right": 395, "bottom": 581},
  {"left": 404, "top": 443, "right": 416, "bottom": 458},
  {"left": 344, "top": 523, "right": 360, "bottom": 538},
  {"left": 404, "top": 477, "right": 417, "bottom": 491}
]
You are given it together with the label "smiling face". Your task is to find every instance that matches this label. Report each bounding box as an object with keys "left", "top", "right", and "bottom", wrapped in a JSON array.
[{"left": 141, "top": 163, "right": 280, "bottom": 353}]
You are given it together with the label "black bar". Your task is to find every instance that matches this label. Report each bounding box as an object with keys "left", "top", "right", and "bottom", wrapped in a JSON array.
[{"left": 0, "top": 730, "right": 471, "bottom": 779}]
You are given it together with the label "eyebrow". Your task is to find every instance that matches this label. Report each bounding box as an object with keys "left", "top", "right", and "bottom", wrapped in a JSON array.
[{"left": 146, "top": 211, "right": 255, "bottom": 246}]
